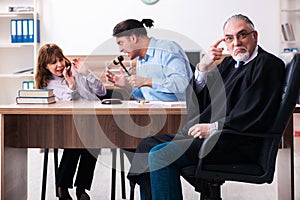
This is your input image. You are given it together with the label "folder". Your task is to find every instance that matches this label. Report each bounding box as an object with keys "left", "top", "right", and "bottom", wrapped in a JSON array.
[
  {"left": 28, "top": 19, "right": 34, "bottom": 42},
  {"left": 16, "top": 19, "right": 23, "bottom": 43},
  {"left": 22, "top": 19, "right": 29, "bottom": 43},
  {"left": 28, "top": 19, "right": 40, "bottom": 43},
  {"left": 36, "top": 19, "right": 40, "bottom": 43},
  {"left": 10, "top": 19, "right": 17, "bottom": 43}
]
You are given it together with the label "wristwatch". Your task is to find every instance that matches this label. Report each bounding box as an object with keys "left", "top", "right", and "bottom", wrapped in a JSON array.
[{"left": 141, "top": 0, "right": 159, "bottom": 5}]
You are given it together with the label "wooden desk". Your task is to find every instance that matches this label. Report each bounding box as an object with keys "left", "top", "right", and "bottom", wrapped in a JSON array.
[
  {"left": 277, "top": 105, "right": 300, "bottom": 200},
  {"left": 0, "top": 100, "right": 187, "bottom": 200},
  {"left": 0, "top": 102, "right": 298, "bottom": 200}
]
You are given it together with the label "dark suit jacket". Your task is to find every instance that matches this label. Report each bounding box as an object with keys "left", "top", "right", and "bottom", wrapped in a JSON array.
[
  {"left": 184, "top": 46, "right": 285, "bottom": 164},
  {"left": 128, "top": 46, "right": 285, "bottom": 181}
]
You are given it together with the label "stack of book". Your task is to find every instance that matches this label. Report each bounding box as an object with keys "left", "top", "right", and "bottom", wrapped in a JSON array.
[{"left": 16, "top": 89, "right": 56, "bottom": 104}]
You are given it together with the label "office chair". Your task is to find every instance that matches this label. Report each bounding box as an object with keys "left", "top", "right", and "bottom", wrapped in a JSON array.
[
  {"left": 41, "top": 89, "right": 128, "bottom": 200},
  {"left": 180, "top": 53, "right": 300, "bottom": 200}
]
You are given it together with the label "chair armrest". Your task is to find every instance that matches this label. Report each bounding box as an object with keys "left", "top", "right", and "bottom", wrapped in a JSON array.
[
  {"left": 198, "top": 129, "right": 222, "bottom": 160},
  {"left": 195, "top": 129, "right": 282, "bottom": 183},
  {"left": 198, "top": 129, "right": 281, "bottom": 159}
]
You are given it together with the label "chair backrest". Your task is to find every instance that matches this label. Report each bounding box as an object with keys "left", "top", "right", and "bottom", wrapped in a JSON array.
[
  {"left": 258, "top": 53, "right": 300, "bottom": 182},
  {"left": 272, "top": 53, "right": 300, "bottom": 133}
]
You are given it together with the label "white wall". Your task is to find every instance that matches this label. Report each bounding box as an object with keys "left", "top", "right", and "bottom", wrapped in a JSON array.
[
  {"left": 0, "top": 0, "right": 282, "bottom": 104},
  {"left": 40, "top": 0, "right": 281, "bottom": 56}
]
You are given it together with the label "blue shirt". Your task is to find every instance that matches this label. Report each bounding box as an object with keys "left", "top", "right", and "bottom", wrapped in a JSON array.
[{"left": 131, "top": 37, "right": 193, "bottom": 101}]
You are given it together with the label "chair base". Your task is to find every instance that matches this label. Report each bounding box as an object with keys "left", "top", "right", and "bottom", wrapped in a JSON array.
[{"left": 199, "top": 182, "right": 222, "bottom": 200}]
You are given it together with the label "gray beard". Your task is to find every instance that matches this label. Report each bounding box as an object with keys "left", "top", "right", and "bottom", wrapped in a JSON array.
[{"left": 233, "top": 51, "right": 250, "bottom": 62}]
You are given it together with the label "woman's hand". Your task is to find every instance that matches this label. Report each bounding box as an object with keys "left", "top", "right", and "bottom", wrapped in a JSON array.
[
  {"left": 188, "top": 123, "right": 211, "bottom": 139},
  {"left": 72, "top": 57, "right": 90, "bottom": 76},
  {"left": 63, "top": 66, "right": 76, "bottom": 90}
]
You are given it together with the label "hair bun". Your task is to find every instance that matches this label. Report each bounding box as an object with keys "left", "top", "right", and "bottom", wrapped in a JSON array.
[{"left": 141, "top": 19, "right": 154, "bottom": 28}]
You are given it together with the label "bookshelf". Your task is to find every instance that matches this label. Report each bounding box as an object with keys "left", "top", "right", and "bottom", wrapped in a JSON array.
[
  {"left": 280, "top": 0, "right": 300, "bottom": 52},
  {"left": 0, "top": 0, "right": 40, "bottom": 103}
]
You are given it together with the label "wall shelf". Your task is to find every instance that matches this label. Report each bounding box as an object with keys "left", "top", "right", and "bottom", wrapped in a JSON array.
[
  {"left": 0, "top": 0, "right": 39, "bottom": 104},
  {"left": 280, "top": 0, "right": 300, "bottom": 52},
  {"left": 0, "top": 43, "right": 35, "bottom": 47},
  {"left": 281, "top": 9, "right": 300, "bottom": 12},
  {"left": 0, "top": 11, "right": 36, "bottom": 17}
]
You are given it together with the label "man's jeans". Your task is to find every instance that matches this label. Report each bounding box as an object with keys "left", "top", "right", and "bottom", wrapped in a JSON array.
[{"left": 148, "top": 142, "right": 194, "bottom": 200}]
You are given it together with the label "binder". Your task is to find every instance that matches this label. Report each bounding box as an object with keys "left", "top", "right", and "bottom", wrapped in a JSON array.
[
  {"left": 22, "top": 19, "right": 29, "bottom": 42},
  {"left": 36, "top": 19, "right": 40, "bottom": 43},
  {"left": 28, "top": 19, "right": 40, "bottom": 43},
  {"left": 28, "top": 19, "right": 34, "bottom": 42},
  {"left": 16, "top": 19, "right": 23, "bottom": 43},
  {"left": 10, "top": 19, "right": 17, "bottom": 43}
]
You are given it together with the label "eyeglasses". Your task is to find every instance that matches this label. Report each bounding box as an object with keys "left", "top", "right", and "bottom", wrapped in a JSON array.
[{"left": 224, "top": 30, "right": 255, "bottom": 43}]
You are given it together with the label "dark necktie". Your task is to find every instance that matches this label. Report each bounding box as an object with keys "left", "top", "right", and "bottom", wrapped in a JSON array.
[
  {"left": 235, "top": 61, "right": 244, "bottom": 68},
  {"left": 237, "top": 61, "right": 244, "bottom": 67}
]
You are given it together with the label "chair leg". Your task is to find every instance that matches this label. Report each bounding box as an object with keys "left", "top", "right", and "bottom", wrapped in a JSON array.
[
  {"left": 200, "top": 193, "right": 205, "bottom": 200},
  {"left": 41, "top": 148, "right": 49, "bottom": 200},
  {"left": 111, "top": 149, "right": 117, "bottom": 200},
  {"left": 111, "top": 149, "right": 128, "bottom": 200},
  {"left": 53, "top": 148, "right": 59, "bottom": 197},
  {"left": 120, "top": 150, "right": 126, "bottom": 199},
  {"left": 209, "top": 183, "right": 222, "bottom": 200},
  {"left": 129, "top": 181, "right": 135, "bottom": 200}
]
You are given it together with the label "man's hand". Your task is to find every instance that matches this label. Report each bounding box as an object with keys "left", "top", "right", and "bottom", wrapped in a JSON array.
[
  {"left": 208, "top": 38, "right": 225, "bottom": 61},
  {"left": 197, "top": 38, "right": 225, "bottom": 72},
  {"left": 188, "top": 123, "right": 211, "bottom": 139},
  {"left": 127, "top": 75, "right": 152, "bottom": 88},
  {"left": 106, "top": 67, "right": 130, "bottom": 88}
]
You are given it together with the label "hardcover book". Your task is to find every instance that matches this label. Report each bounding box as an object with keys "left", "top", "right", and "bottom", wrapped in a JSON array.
[
  {"left": 16, "top": 96, "right": 56, "bottom": 104},
  {"left": 18, "top": 89, "right": 54, "bottom": 97},
  {"left": 281, "top": 24, "right": 288, "bottom": 41},
  {"left": 283, "top": 23, "right": 296, "bottom": 41}
]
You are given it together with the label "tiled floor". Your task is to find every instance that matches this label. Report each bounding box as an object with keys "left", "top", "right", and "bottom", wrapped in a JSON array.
[
  {"left": 28, "top": 148, "right": 206, "bottom": 200},
  {"left": 28, "top": 138, "right": 300, "bottom": 200},
  {"left": 28, "top": 121, "right": 300, "bottom": 200}
]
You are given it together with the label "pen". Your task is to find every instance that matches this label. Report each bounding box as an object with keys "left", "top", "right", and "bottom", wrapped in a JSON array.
[{"left": 137, "top": 100, "right": 150, "bottom": 105}]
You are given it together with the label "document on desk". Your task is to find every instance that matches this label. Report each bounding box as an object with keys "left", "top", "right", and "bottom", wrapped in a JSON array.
[{"left": 133, "top": 100, "right": 186, "bottom": 108}]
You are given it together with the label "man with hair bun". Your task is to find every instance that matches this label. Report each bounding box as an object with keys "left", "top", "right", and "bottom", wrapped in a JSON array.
[{"left": 106, "top": 18, "right": 193, "bottom": 101}]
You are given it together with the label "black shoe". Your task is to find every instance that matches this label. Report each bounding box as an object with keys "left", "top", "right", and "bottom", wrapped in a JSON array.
[
  {"left": 58, "top": 187, "right": 73, "bottom": 200},
  {"left": 76, "top": 188, "right": 90, "bottom": 200}
]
